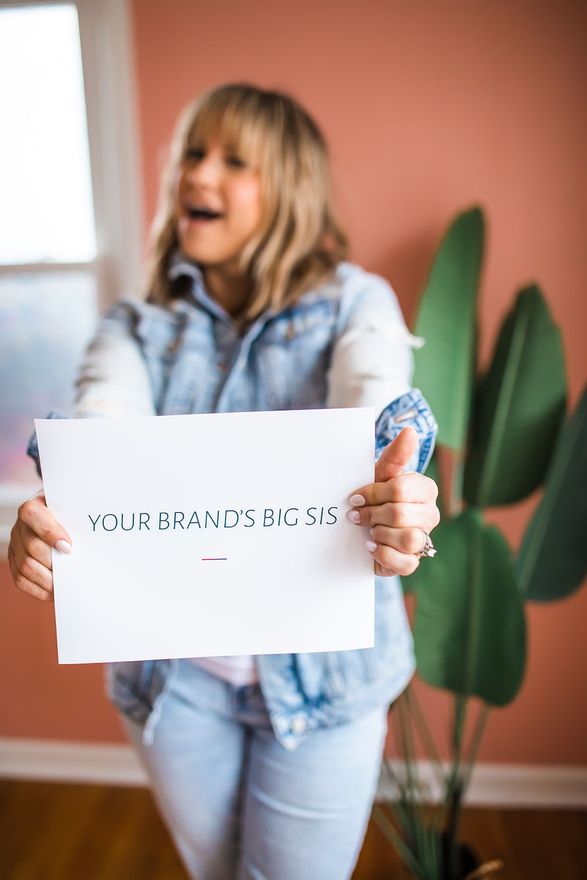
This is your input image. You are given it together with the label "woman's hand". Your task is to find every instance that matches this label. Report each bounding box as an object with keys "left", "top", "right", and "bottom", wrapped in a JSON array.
[
  {"left": 346, "top": 426, "right": 440, "bottom": 577},
  {"left": 8, "top": 491, "right": 72, "bottom": 602}
]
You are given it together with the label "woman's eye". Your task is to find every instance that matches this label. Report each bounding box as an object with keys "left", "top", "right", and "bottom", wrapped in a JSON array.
[{"left": 183, "top": 149, "right": 246, "bottom": 168}]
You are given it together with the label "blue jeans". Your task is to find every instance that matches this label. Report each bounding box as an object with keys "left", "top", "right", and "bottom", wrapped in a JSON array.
[{"left": 121, "top": 659, "right": 389, "bottom": 880}]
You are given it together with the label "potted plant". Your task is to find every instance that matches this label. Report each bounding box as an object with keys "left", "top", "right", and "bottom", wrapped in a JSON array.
[{"left": 374, "top": 206, "right": 587, "bottom": 879}]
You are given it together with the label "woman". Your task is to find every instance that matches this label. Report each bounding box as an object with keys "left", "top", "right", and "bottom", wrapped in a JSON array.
[{"left": 9, "top": 82, "right": 439, "bottom": 879}]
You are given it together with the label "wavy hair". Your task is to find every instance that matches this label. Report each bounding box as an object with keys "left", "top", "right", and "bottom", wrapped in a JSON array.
[{"left": 142, "top": 82, "right": 349, "bottom": 324}]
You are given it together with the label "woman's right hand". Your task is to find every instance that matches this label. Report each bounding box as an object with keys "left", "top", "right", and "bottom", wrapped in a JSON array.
[{"left": 8, "top": 491, "right": 72, "bottom": 602}]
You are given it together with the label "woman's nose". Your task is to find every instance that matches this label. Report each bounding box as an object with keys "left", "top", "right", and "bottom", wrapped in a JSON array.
[{"left": 185, "top": 155, "right": 222, "bottom": 186}]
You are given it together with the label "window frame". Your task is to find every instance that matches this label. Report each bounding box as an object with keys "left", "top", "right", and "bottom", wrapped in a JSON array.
[{"left": 0, "top": 0, "right": 144, "bottom": 554}]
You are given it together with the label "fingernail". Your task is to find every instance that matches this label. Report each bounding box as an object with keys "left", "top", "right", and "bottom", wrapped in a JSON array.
[
  {"left": 366, "top": 540, "right": 378, "bottom": 552},
  {"left": 55, "top": 540, "right": 72, "bottom": 555},
  {"left": 349, "top": 494, "right": 366, "bottom": 506},
  {"left": 346, "top": 509, "right": 360, "bottom": 524}
]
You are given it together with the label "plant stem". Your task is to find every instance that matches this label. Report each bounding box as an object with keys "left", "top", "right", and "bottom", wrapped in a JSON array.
[
  {"left": 373, "top": 804, "right": 425, "bottom": 879},
  {"left": 403, "top": 684, "right": 448, "bottom": 858},
  {"left": 407, "top": 683, "right": 449, "bottom": 793},
  {"left": 398, "top": 693, "right": 417, "bottom": 799},
  {"left": 461, "top": 702, "right": 490, "bottom": 794},
  {"left": 450, "top": 451, "right": 465, "bottom": 517},
  {"left": 446, "top": 693, "right": 468, "bottom": 879},
  {"left": 398, "top": 694, "right": 436, "bottom": 875},
  {"left": 450, "top": 693, "right": 467, "bottom": 786}
]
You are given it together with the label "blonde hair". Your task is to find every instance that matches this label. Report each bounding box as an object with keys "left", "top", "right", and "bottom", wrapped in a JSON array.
[{"left": 143, "top": 82, "right": 349, "bottom": 325}]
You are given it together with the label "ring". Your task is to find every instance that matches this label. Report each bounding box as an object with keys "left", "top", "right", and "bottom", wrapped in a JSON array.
[{"left": 415, "top": 531, "right": 436, "bottom": 559}]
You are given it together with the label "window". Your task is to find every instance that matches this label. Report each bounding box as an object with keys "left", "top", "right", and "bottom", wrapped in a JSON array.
[{"left": 0, "top": 0, "right": 143, "bottom": 551}]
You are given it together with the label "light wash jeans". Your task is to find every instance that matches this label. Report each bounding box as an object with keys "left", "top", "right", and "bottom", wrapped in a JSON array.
[{"left": 121, "top": 659, "right": 389, "bottom": 880}]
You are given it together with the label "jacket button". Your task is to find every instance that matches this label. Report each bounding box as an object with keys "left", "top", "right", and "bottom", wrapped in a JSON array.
[{"left": 289, "top": 714, "right": 307, "bottom": 734}]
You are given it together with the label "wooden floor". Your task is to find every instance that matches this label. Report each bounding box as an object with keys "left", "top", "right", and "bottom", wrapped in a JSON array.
[{"left": 0, "top": 780, "right": 586, "bottom": 879}]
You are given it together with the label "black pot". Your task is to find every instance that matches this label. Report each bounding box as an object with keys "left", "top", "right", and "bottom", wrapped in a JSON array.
[{"left": 440, "top": 831, "right": 480, "bottom": 879}]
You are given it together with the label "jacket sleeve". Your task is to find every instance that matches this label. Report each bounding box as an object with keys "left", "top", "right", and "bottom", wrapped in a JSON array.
[
  {"left": 27, "top": 301, "right": 155, "bottom": 478},
  {"left": 326, "top": 272, "right": 424, "bottom": 416},
  {"left": 326, "top": 272, "right": 436, "bottom": 473},
  {"left": 73, "top": 301, "right": 155, "bottom": 419}
]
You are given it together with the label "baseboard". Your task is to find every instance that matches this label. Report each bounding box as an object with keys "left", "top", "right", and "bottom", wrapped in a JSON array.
[
  {"left": 377, "top": 759, "right": 587, "bottom": 808},
  {"left": 1, "top": 738, "right": 586, "bottom": 808},
  {"left": 0, "top": 739, "right": 148, "bottom": 787}
]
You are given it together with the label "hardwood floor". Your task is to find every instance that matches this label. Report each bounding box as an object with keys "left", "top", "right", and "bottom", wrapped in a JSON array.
[{"left": 0, "top": 780, "right": 585, "bottom": 879}]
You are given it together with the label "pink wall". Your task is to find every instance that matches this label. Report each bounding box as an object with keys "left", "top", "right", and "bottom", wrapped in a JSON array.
[{"left": 2, "top": 0, "right": 586, "bottom": 765}]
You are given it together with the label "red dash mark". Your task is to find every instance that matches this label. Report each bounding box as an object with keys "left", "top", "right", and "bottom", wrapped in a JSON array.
[{"left": 201, "top": 557, "right": 228, "bottom": 561}]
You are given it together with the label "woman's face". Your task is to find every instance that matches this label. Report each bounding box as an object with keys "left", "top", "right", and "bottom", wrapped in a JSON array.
[{"left": 174, "top": 132, "right": 263, "bottom": 274}]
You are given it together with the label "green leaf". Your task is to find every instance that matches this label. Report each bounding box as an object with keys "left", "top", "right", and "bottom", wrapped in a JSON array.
[
  {"left": 464, "top": 285, "right": 567, "bottom": 507},
  {"left": 517, "top": 387, "right": 587, "bottom": 601},
  {"left": 424, "top": 448, "right": 442, "bottom": 503},
  {"left": 412, "top": 206, "right": 484, "bottom": 452},
  {"left": 409, "top": 509, "right": 526, "bottom": 706}
]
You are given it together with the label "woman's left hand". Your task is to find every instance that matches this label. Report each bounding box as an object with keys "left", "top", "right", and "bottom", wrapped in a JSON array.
[{"left": 346, "top": 426, "right": 440, "bottom": 577}]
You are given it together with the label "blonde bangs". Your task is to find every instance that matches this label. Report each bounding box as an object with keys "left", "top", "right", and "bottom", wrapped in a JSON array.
[{"left": 186, "top": 96, "right": 264, "bottom": 172}]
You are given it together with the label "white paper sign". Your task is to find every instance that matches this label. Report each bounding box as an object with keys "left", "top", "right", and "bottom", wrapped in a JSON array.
[{"left": 35, "top": 408, "right": 376, "bottom": 665}]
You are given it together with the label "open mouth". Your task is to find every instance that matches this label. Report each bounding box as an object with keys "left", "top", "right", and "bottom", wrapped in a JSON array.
[{"left": 185, "top": 205, "right": 224, "bottom": 221}]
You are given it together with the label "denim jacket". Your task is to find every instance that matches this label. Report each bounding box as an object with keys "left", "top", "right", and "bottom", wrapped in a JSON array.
[{"left": 29, "top": 253, "right": 436, "bottom": 750}]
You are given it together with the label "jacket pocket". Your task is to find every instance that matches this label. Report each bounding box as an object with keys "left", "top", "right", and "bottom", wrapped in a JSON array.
[{"left": 105, "top": 660, "right": 156, "bottom": 726}]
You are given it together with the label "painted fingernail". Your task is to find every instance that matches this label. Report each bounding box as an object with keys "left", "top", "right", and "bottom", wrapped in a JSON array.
[
  {"left": 54, "top": 540, "right": 72, "bottom": 555},
  {"left": 366, "top": 540, "right": 378, "bottom": 552},
  {"left": 346, "top": 509, "right": 360, "bottom": 523},
  {"left": 349, "top": 494, "right": 366, "bottom": 506}
]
